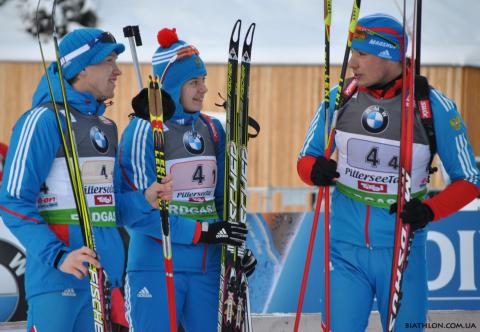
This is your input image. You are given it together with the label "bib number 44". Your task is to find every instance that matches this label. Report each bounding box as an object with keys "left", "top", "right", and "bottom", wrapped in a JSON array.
[{"left": 365, "top": 146, "right": 399, "bottom": 171}]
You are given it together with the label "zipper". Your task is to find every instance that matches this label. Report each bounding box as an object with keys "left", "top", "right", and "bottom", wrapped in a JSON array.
[{"left": 365, "top": 205, "right": 371, "bottom": 248}]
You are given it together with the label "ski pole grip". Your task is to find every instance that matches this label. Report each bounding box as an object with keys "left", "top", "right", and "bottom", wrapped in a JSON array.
[
  {"left": 123, "top": 25, "right": 143, "bottom": 90},
  {"left": 133, "top": 26, "right": 142, "bottom": 46}
]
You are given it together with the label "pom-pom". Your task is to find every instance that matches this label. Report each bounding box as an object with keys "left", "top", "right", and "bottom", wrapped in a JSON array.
[{"left": 157, "top": 28, "right": 179, "bottom": 48}]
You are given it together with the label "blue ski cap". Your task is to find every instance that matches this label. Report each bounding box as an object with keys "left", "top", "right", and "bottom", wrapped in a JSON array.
[
  {"left": 352, "top": 13, "right": 408, "bottom": 62},
  {"left": 152, "top": 28, "right": 207, "bottom": 120},
  {"left": 59, "top": 28, "right": 125, "bottom": 80}
]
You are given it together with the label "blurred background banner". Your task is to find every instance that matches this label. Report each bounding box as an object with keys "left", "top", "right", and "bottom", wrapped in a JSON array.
[{"left": 245, "top": 210, "right": 480, "bottom": 314}]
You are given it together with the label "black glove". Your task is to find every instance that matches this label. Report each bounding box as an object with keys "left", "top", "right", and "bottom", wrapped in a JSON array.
[
  {"left": 241, "top": 249, "right": 257, "bottom": 277},
  {"left": 131, "top": 87, "right": 175, "bottom": 121},
  {"left": 311, "top": 156, "right": 340, "bottom": 186},
  {"left": 198, "top": 221, "right": 247, "bottom": 246},
  {"left": 389, "top": 198, "right": 434, "bottom": 232}
]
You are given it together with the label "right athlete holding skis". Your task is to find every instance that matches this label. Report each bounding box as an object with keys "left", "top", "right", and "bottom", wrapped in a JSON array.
[
  {"left": 298, "top": 13, "right": 480, "bottom": 332},
  {"left": 115, "top": 28, "right": 256, "bottom": 331}
]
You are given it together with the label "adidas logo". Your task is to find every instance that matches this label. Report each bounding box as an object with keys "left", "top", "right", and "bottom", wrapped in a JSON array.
[
  {"left": 61, "top": 288, "right": 76, "bottom": 297},
  {"left": 378, "top": 50, "right": 392, "bottom": 59},
  {"left": 137, "top": 287, "right": 152, "bottom": 298},
  {"left": 216, "top": 228, "right": 228, "bottom": 239}
]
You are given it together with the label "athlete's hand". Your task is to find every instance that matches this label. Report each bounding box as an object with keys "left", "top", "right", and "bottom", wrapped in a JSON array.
[
  {"left": 198, "top": 221, "right": 247, "bottom": 246},
  {"left": 310, "top": 156, "right": 340, "bottom": 186},
  {"left": 389, "top": 198, "right": 434, "bottom": 231},
  {"left": 241, "top": 249, "right": 257, "bottom": 277},
  {"left": 59, "top": 246, "right": 101, "bottom": 280},
  {"left": 145, "top": 174, "right": 173, "bottom": 208}
]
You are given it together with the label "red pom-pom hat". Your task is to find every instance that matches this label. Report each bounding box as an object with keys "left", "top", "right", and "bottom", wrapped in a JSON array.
[
  {"left": 152, "top": 27, "right": 207, "bottom": 118},
  {"left": 157, "top": 28, "right": 179, "bottom": 48}
]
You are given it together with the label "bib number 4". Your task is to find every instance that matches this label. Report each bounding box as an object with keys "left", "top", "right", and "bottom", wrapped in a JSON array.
[
  {"left": 170, "top": 159, "right": 217, "bottom": 191},
  {"left": 365, "top": 147, "right": 399, "bottom": 170},
  {"left": 193, "top": 165, "right": 216, "bottom": 185}
]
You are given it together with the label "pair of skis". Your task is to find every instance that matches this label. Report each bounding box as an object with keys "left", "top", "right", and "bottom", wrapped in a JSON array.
[
  {"left": 218, "top": 20, "right": 256, "bottom": 332},
  {"left": 36, "top": 0, "right": 112, "bottom": 331},
  {"left": 147, "top": 75, "right": 177, "bottom": 332},
  {"left": 124, "top": 26, "right": 178, "bottom": 332}
]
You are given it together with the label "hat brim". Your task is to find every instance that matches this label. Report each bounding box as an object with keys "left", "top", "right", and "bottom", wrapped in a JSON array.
[{"left": 90, "top": 42, "right": 125, "bottom": 66}]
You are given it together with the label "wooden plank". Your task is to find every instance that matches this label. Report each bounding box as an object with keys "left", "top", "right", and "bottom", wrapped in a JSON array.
[{"left": 1, "top": 62, "right": 479, "bottom": 212}]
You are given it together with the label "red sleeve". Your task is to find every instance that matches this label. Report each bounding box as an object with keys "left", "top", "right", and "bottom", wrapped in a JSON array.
[
  {"left": 297, "top": 156, "right": 316, "bottom": 186},
  {"left": 424, "top": 180, "right": 480, "bottom": 221},
  {"left": 192, "top": 221, "right": 202, "bottom": 244}
]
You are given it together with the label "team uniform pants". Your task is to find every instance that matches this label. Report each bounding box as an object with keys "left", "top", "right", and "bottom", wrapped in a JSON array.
[
  {"left": 27, "top": 289, "right": 95, "bottom": 332},
  {"left": 327, "top": 240, "right": 428, "bottom": 332},
  {"left": 125, "top": 270, "right": 220, "bottom": 332}
]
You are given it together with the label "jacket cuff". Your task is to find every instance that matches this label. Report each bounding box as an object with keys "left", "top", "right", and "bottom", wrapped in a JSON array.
[
  {"left": 424, "top": 180, "right": 479, "bottom": 221},
  {"left": 297, "top": 156, "right": 316, "bottom": 186},
  {"left": 53, "top": 247, "right": 71, "bottom": 269}
]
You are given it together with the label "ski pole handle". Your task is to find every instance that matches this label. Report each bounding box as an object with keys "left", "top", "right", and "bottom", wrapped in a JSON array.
[{"left": 123, "top": 25, "right": 143, "bottom": 90}]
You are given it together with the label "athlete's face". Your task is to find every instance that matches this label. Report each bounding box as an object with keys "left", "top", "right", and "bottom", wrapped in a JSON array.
[
  {"left": 74, "top": 52, "right": 122, "bottom": 100},
  {"left": 180, "top": 76, "right": 208, "bottom": 113},
  {"left": 348, "top": 50, "right": 402, "bottom": 88}
]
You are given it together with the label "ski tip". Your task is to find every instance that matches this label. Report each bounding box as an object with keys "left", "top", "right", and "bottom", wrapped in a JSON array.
[
  {"left": 231, "top": 19, "right": 242, "bottom": 43},
  {"left": 243, "top": 23, "right": 256, "bottom": 48}
]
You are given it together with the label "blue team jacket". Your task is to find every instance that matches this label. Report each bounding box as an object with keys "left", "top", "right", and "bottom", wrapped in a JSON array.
[
  {"left": 115, "top": 111, "right": 226, "bottom": 273},
  {"left": 0, "top": 64, "right": 125, "bottom": 299},
  {"left": 299, "top": 85, "right": 480, "bottom": 248}
]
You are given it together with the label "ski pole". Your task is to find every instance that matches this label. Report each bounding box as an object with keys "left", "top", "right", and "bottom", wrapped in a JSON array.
[
  {"left": 415, "top": 0, "right": 422, "bottom": 74},
  {"left": 294, "top": 1, "right": 361, "bottom": 331},
  {"left": 123, "top": 25, "right": 143, "bottom": 90},
  {"left": 294, "top": 186, "right": 325, "bottom": 332},
  {"left": 321, "top": 1, "right": 332, "bottom": 330},
  {"left": 387, "top": 1, "right": 418, "bottom": 331}
]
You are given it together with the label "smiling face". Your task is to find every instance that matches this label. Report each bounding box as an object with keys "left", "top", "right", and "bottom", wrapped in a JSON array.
[
  {"left": 73, "top": 52, "right": 122, "bottom": 100},
  {"left": 348, "top": 49, "right": 402, "bottom": 88},
  {"left": 180, "top": 76, "right": 208, "bottom": 113}
]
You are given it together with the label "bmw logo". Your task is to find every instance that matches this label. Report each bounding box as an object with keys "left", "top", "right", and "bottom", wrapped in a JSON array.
[
  {"left": 361, "top": 105, "right": 389, "bottom": 133},
  {"left": 0, "top": 239, "right": 27, "bottom": 321},
  {"left": 183, "top": 130, "right": 205, "bottom": 155},
  {"left": 90, "top": 126, "right": 109, "bottom": 153}
]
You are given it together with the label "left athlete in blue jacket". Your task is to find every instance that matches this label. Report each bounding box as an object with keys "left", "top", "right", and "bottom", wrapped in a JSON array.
[
  {"left": 115, "top": 28, "right": 256, "bottom": 332},
  {"left": 0, "top": 28, "right": 168, "bottom": 332}
]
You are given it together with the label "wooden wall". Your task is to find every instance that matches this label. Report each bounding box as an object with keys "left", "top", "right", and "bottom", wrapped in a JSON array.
[{"left": 1, "top": 62, "right": 479, "bottom": 211}]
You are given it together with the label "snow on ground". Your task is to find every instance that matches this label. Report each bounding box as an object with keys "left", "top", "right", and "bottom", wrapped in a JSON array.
[{"left": 0, "top": 0, "right": 479, "bottom": 66}]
